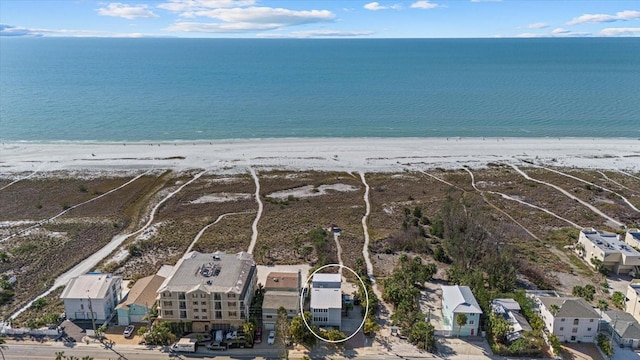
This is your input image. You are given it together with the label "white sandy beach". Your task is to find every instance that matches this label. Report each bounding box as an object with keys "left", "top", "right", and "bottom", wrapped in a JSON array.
[{"left": 1, "top": 137, "right": 639, "bottom": 176}]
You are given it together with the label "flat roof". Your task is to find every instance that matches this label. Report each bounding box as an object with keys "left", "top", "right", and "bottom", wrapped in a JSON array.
[
  {"left": 582, "top": 229, "right": 640, "bottom": 256},
  {"left": 262, "top": 292, "right": 300, "bottom": 311},
  {"left": 265, "top": 272, "right": 299, "bottom": 290},
  {"left": 61, "top": 273, "right": 121, "bottom": 299},
  {"left": 312, "top": 273, "right": 341, "bottom": 283},
  {"left": 158, "top": 251, "right": 255, "bottom": 295},
  {"left": 310, "top": 288, "right": 342, "bottom": 309}
]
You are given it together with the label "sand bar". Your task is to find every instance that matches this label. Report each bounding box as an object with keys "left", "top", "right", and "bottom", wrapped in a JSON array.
[{"left": 1, "top": 137, "right": 639, "bottom": 176}]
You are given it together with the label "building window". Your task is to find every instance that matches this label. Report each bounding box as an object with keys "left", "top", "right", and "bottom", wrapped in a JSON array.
[
  {"left": 266, "top": 315, "right": 273, "bottom": 319},
  {"left": 590, "top": 319, "right": 594, "bottom": 322},
  {"left": 573, "top": 319, "right": 579, "bottom": 325},
  {"left": 80, "top": 304, "right": 84, "bottom": 310},
  {"left": 588, "top": 328, "right": 592, "bottom": 331},
  {"left": 229, "top": 294, "right": 236, "bottom": 299},
  {"left": 201, "top": 301, "right": 207, "bottom": 305},
  {"left": 559, "top": 327, "right": 564, "bottom": 331},
  {"left": 179, "top": 301, "right": 186, "bottom": 309},
  {"left": 228, "top": 311, "right": 237, "bottom": 317},
  {"left": 202, "top": 316, "right": 207, "bottom": 319},
  {"left": 193, "top": 301, "right": 198, "bottom": 305},
  {"left": 214, "top": 293, "right": 221, "bottom": 300},
  {"left": 194, "top": 309, "right": 199, "bottom": 313},
  {"left": 200, "top": 293, "right": 206, "bottom": 298},
  {"left": 202, "top": 308, "right": 207, "bottom": 313},
  {"left": 164, "top": 310, "right": 173, "bottom": 316},
  {"left": 228, "top": 301, "right": 236, "bottom": 307},
  {"left": 178, "top": 292, "right": 186, "bottom": 300},
  {"left": 180, "top": 311, "right": 187, "bottom": 319},
  {"left": 561, "top": 318, "right": 565, "bottom": 322},
  {"left": 572, "top": 328, "right": 578, "bottom": 333},
  {"left": 163, "top": 301, "right": 172, "bottom": 307},
  {"left": 215, "top": 302, "right": 221, "bottom": 310},
  {"left": 469, "top": 320, "right": 474, "bottom": 325},
  {"left": 192, "top": 293, "right": 197, "bottom": 298},
  {"left": 194, "top": 315, "right": 199, "bottom": 319},
  {"left": 215, "top": 311, "right": 222, "bottom": 319}
]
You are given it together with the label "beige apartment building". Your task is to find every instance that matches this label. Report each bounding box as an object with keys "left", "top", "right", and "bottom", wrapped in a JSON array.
[
  {"left": 156, "top": 251, "right": 257, "bottom": 332},
  {"left": 577, "top": 229, "right": 640, "bottom": 275}
]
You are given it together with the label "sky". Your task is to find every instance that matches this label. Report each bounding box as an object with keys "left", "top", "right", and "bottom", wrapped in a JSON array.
[{"left": 1, "top": 0, "right": 639, "bottom": 38}]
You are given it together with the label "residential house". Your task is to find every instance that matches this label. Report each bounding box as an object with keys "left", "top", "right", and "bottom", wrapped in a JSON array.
[
  {"left": 60, "top": 273, "right": 123, "bottom": 324},
  {"left": 262, "top": 271, "right": 302, "bottom": 331},
  {"left": 441, "top": 285, "right": 482, "bottom": 336},
  {"left": 491, "top": 298, "right": 532, "bottom": 342},
  {"left": 156, "top": 251, "right": 257, "bottom": 332},
  {"left": 601, "top": 309, "right": 640, "bottom": 348},
  {"left": 537, "top": 296, "right": 599, "bottom": 342},
  {"left": 577, "top": 228, "right": 640, "bottom": 275},
  {"left": 116, "top": 275, "right": 165, "bottom": 326},
  {"left": 625, "top": 280, "right": 640, "bottom": 323},
  {"left": 625, "top": 229, "right": 640, "bottom": 250},
  {"left": 310, "top": 273, "right": 342, "bottom": 329}
]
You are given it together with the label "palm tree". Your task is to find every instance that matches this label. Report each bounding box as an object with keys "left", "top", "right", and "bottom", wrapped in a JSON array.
[
  {"left": 549, "top": 304, "right": 560, "bottom": 316},
  {"left": 0, "top": 337, "right": 6, "bottom": 360},
  {"left": 456, "top": 313, "right": 468, "bottom": 337}
]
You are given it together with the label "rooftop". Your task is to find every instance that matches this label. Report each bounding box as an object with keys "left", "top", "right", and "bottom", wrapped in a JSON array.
[
  {"left": 539, "top": 297, "right": 599, "bottom": 319},
  {"left": 158, "top": 251, "right": 255, "bottom": 295},
  {"left": 310, "top": 287, "right": 342, "bottom": 309},
  {"left": 312, "top": 273, "right": 341, "bottom": 284},
  {"left": 442, "top": 285, "right": 482, "bottom": 314},
  {"left": 265, "top": 272, "right": 300, "bottom": 291},
  {"left": 61, "top": 273, "right": 121, "bottom": 299},
  {"left": 581, "top": 229, "right": 639, "bottom": 256},
  {"left": 603, "top": 310, "right": 640, "bottom": 340},
  {"left": 116, "top": 275, "right": 165, "bottom": 310},
  {"left": 262, "top": 292, "right": 300, "bottom": 311},
  {"left": 492, "top": 298, "right": 521, "bottom": 312},
  {"left": 628, "top": 229, "right": 640, "bottom": 242}
]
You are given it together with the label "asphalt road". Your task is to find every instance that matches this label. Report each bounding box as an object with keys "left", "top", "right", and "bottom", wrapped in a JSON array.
[{"left": 1, "top": 342, "right": 284, "bottom": 360}]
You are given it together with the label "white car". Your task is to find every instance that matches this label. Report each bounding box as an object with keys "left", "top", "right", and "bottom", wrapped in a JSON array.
[
  {"left": 226, "top": 330, "right": 237, "bottom": 340},
  {"left": 267, "top": 330, "right": 275, "bottom": 345},
  {"left": 123, "top": 325, "right": 135, "bottom": 338}
]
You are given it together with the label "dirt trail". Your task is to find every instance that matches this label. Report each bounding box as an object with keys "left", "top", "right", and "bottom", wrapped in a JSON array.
[
  {"left": 334, "top": 232, "right": 344, "bottom": 278},
  {"left": 9, "top": 169, "right": 207, "bottom": 320},
  {"left": 1, "top": 169, "right": 155, "bottom": 243},
  {"left": 0, "top": 167, "right": 42, "bottom": 191},
  {"left": 619, "top": 170, "right": 640, "bottom": 182},
  {"left": 247, "top": 167, "right": 263, "bottom": 254},
  {"left": 534, "top": 164, "right": 639, "bottom": 213},
  {"left": 510, "top": 164, "right": 623, "bottom": 228},
  {"left": 186, "top": 211, "right": 254, "bottom": 254},
  {"left": 598, "top": 171, "right": 639, "bottom": 195},
  {"left": 463, "top": 167, "right": 539, "bottom": 240}
]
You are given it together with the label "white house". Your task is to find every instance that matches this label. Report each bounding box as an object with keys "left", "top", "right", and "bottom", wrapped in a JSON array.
[
  {"left": 441, "top": 285, "right": 482, "bottom": 336},
  {"left": 491, "top": 298, "right": 532, "bottom": 342},
  {"left": 625, "top": 280, "right": 640, "bottom": 324},
  {"left": 601, "top": 309, "right": 640, "bottom": 349},
  {"left": 577, "top": 228, "right": 640, "bottom": 275},
  {"left": 537, "top": 296, "right": 599, "bottom": 343},
  {"left": 60, "top": 273, "right": 123, "bottom": 324},
  {"left": 310, "top": 273, "right": 341, "bottom": 329}
]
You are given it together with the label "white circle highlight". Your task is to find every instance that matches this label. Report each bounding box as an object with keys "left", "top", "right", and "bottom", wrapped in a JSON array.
[{"left": 298, "top": 263, "right": 370, "bottom": 344}]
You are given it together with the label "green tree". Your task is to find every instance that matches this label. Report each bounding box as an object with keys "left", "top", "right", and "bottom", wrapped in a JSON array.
[
  {"left": 549, "top": 304, "right": 560, "bottom": 316},
  {"left": 408, "top": 320, "right": 435, "bottom": 352},
  {"left": 363, "top": 318, "right": 380, "bottom": 335},
  {"left": 598, "top": 299, "right": 609, "bottom": 311},
  {"left": 597, "top": 333, "right": 613, "bottom": 357},
  {"left": 289, "top": 312, "right": 316, "bottom": 348},
  {"left": 32, "top": 298, "right": 47, "bottom": 311},
  {"left": 0, "top": 337, "right": 6, "bottom": 360},
  {"left": 489, "top": 310, "right": 513, "bottom": 344},
  {"left": 276, "top": 306, "right": 290, "bottom": 357},
  {"left": 243, "top": 321, "right": 256, "bottom": 344},
  {"left": 456, "top": 313, "right": 468, "bottom": 337},
  {"left": 143, "top": 322, "right": 176, "bottom": 346},
  {"left": 548, "top": 334, "right": 562, "bottom": 356},
  {"left": 321, "top": 329, "right": 346, "bottom": 344},
  {"left": 612, "top": 291, "right": 626, "bottom": 310},
  {"left": 137, "top": 325, "right": 148, "bottom": 337}
]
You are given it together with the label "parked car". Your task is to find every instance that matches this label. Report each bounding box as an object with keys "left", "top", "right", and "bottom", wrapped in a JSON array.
[
  {"left": 353, "top": 295, "right": 361, "bottom": 306},
  {"left": 267, "top": 330, "right": 275, "bottom": 345},
  {"left": 254, "top": 327, "right": 262, "bottom": 343},
  {"left": 226, "top": 330, "right": 237, "bottom": 340},
  {"left": 123, "top": 325, "right": 135, "bottom": 338},
  {"left": 206, "top": 342, "right": 227, "bottom": 351}
]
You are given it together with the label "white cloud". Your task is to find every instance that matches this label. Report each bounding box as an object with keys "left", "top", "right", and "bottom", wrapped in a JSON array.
[
  {"left": 184, "top": 7, "right": 334, "bottom": 24},
  {"left": 97, "top": 3, "right": 159, "bottom": 19},
  {"left": 166, "top": 21, "right": 278, "bottom": 32},
  {"left": 515, "top": 29, "right": 590, "bottom": 38},
  {"left": 410, "top": 1, "right": 441, "bottom": 9},
  {"left": 0, "top": 24, "right": 166, "bottom": 37},
  {"left": 567, "top": 10, "right": 640, "bottom": 26},
  {"left": 158, "top": 0, "right": 256, "bottom": 13},
  {"left": 599, "top": 27, "right": 640, "bottom": 36},
  {"left": 257, "top": 29, "right": 375, "bottom": 38},
  {"left": 551, "top": 27, "right": 570, "bottom": 34},
  {"left": 364, "top": 2, "right": 401, "bottom": 11},
  {"left": 527, "top": 22, "right": 549, "bottom": 29},
  {"left": 515, "top": 32, "right": 542, "bottom": 38}
]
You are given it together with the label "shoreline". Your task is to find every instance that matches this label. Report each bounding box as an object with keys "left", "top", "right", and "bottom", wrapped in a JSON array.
[{"left": 1, "top": 137, "right": 640, "bottom": 176}]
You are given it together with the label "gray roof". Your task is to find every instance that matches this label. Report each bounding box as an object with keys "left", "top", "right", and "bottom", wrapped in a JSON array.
[
  {"left": 310, "top": 287, "right": 342, "bottom": 309},
  {"left": 262, "top": 292, "right": 300, "bottom": 312},
  {"left": 312, "top": 273, "right": 341, "bottom": 283},
  {"left": 604, "top": 310, "right": 640, "bottom": 340},
  {"left": 493, "top": 298, "right": 521, "bottom": 312},
  {"left": 116, "top": 275, "right": 165, "bottom": 310},
  {"left": 442, "top": 285, "right": 482, "bottom": 314},
  {"left": 539, "top": 297, "right": 599, "bottom": 319},
  {"left": 158, "top": 251, "right": 255, "bottom": 295},
  {"left": 61, "top": 273, "right": 121, "bottom": 300},
  {"left": 582, "top": 229, "right": 638, "bottom": 256}
]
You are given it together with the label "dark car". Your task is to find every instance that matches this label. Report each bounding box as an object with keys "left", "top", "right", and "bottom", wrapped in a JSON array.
[{"left": 254, "top": 327, "right": 262, "bottom": 343}]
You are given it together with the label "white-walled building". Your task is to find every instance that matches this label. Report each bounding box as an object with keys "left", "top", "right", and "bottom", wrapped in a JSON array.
[
  {"left": 601, "top": 309, "right": 640, "bottom": 349},
  {"left": 310, "top": 273, "right": 341, "bottom": 329},
  {"left": 60, "top": 273, "right": 123, "bottom": 324},
  {"left": 625, "top": 229, "right": 640, "bottom": 249},
  {"left": 577, "top": 228, "right": 640, "bottom": 275},
  {"left": 625, "top": 280, "right": 640, "bottom": 324},
  {"left": 441, "top": 285, "right": 482, "bottom": 337},
  {"left": 537, "top": 296, "right": 599, "bottom": 343}
]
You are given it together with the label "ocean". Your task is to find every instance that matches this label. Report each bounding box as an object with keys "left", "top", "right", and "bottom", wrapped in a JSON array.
[{"left": 0, "top": 38, "right": 638, "bottom": 141}]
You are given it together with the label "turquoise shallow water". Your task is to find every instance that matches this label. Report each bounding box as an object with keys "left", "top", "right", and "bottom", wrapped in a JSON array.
[{"left": 0, "top": 38, "right": 638, "bottom": 141}]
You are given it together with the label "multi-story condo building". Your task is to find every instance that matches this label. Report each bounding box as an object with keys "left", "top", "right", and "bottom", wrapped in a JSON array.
[
  {"left": 577, "top": 228, "right": 640, "bottom": 275},
  {"left": 310, "top": 273, "right": 342, "bottom": 329},
  {"left": 537, "top": 296, "right": 599, "bottom": 343},
  {"left": 61, "top": 273, "right": 123, "bottom": 324},
  {"left": 156, "top": 251, "right": 257, "bottom": 332}
]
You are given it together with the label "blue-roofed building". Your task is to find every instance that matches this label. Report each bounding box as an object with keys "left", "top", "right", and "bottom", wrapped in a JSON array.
[{"left": 441, "top": 285, "right": 482, "bottom": 336}]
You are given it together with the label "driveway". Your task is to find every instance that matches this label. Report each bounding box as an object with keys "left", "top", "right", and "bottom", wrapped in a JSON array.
[{"left": 562, "top": 343, "right": 605, "bottom": 360}]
